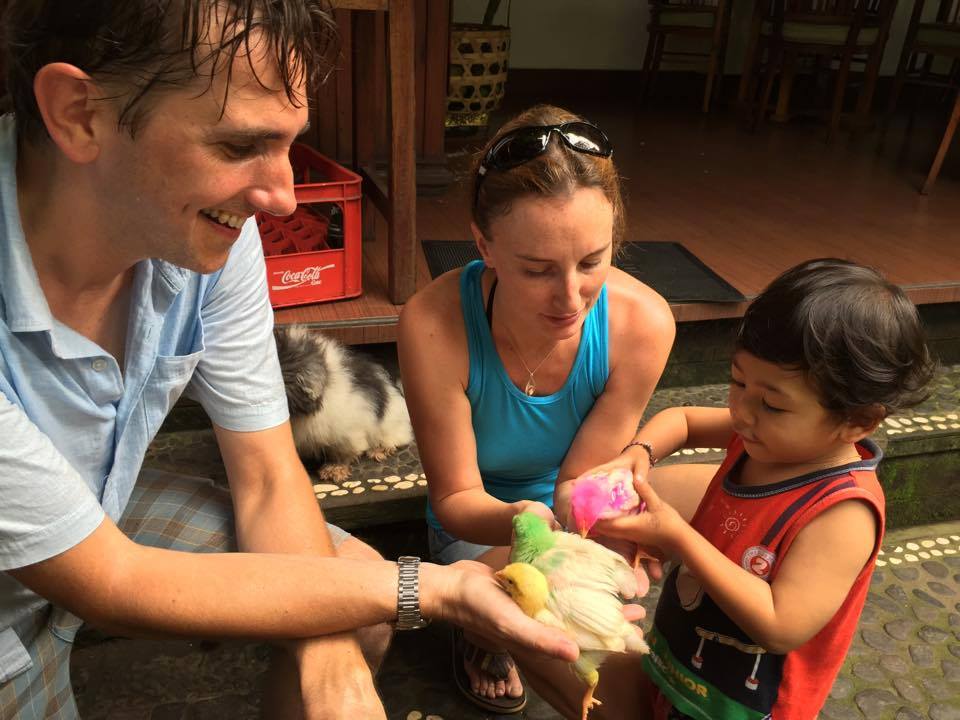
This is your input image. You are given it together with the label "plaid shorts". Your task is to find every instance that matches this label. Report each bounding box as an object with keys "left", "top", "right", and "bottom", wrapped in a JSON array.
[{"left": 0, "top": 469, "right": 350, "bottom": 720}]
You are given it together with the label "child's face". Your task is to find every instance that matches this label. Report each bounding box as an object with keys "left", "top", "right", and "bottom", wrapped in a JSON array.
[{"left": 728, "top": 351, "right": 860, "bottom": 468}]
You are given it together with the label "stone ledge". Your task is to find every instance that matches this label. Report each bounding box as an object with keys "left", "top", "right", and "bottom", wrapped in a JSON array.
[{"left": 144, "top": 364, "right": 960, "bottom": 531}]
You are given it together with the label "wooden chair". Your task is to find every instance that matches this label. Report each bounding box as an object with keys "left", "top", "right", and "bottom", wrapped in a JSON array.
[
  {"left": 641, "top": 0, "right": 735, "bottom": 113},
  {"left": 737, "top": 0, "right": 780, "bottom": 111},
  {"left": 922, "top": 88, "right": 960, "bottom": 193},
  {"left": 751, "top": 0, "right": 899, "bottom": 140},
  {"left": 884, "top": 0, "right": 960, "bottom": 129}
]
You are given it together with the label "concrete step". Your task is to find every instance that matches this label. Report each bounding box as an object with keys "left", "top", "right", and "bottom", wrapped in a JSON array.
[{"left": 145, "top": 363, "right": 960, "bottom": 531}]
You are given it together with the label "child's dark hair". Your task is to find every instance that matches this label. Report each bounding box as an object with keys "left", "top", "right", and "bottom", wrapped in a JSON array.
[{"left": 737, "top": 258, "right": 936, "bottom": 424}]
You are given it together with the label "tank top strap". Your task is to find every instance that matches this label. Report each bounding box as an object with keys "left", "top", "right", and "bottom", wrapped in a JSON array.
[
  {"left": 577, "top": 284, "right": 610, "bottom": 397},
  {"left": 459, "top": 259, "right": 491, "bottom": 394}
]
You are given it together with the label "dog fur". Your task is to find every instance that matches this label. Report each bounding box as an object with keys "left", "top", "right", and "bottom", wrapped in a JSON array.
[{"left": 274, "top": 325, "right": 413, "bottom": 482}]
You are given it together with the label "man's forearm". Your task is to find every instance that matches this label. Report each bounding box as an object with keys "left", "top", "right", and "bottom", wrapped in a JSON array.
[
  {"left": 216, "top": 422, "right": 337, "bottom": 557},
  {"left": 231, "top": 463, "right": 335, "bottom": 556},
  {"left": 226, "top": 450, "right": 370, "bottom": 681},
  {"left": 109, "top": 547, "right": 400, "bottom": 638}
]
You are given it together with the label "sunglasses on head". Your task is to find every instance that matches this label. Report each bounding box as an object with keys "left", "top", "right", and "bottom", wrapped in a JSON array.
[{"left": 474, "top": 121, "right": 613, "bottom": 208}]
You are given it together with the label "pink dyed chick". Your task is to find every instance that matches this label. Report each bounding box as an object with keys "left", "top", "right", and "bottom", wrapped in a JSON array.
[{"left": 570, "top": 467, "right": 641, "bottom": 538}]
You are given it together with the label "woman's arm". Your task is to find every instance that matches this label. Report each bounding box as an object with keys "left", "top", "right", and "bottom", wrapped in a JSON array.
[
  {"left": 398, "top": 274, "right": 542, "bottom": 546},
  {"left": 553, "top": 272, "right": 675, "bottom": 524}
]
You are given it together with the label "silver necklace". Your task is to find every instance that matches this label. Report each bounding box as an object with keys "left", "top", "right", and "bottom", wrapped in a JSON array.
[{"left": 503, "top": 323, "right": 560, "bottom": 396}]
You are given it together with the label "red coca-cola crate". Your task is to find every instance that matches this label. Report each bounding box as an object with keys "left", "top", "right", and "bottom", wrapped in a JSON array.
[{"left": 257, "top": 143, "right": 362, "bottom": 308}]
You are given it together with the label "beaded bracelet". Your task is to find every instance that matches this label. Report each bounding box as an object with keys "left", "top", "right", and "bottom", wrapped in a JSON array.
[{"left": 621, "top": 440, "right": 657, "bottom": 467}]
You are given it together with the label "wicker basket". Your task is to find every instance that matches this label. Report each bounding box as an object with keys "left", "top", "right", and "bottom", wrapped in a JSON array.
[{"left": 446, "top": 23, "right": 510, "bottom": 128}]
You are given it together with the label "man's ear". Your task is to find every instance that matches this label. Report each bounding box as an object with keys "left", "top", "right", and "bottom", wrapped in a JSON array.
[
  {"left": 32, "top": 63, "right": 106, "bottom": 163},
  {"left": 471, "top": 222, "right": 494, "bottom": 268}
]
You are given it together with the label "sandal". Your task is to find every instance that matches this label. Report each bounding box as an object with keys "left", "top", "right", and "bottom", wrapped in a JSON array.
[{"left": 451, "top": 626, "right": 527, "bottom": 714}]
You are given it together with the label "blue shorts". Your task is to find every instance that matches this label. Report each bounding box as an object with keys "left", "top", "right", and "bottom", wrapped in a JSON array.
[
  {"left": 0, "top": 469, "right": 350, "bottom": 720},
  {"left": 427, "top": 525, "right": 495, "bottom": 565}
]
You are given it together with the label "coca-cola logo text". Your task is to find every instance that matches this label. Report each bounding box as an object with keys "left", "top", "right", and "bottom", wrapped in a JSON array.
[{"left": 271, "top": 263, "right": 335, "bottom": 291}]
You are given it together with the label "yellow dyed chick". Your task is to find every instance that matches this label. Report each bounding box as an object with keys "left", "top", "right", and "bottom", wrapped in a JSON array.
[{"left": 496, "top": 513, "right": 649, "bottom": 720}]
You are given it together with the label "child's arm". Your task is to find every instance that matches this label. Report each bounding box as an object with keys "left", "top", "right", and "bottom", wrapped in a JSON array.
[
  {"left": 630, "top": 406, "right": 735, "bottom": 463},
  {"left": 596, "top": 480, "right": 878, "bottom": 654}
]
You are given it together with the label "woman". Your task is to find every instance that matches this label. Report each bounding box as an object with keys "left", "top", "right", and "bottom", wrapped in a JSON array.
[{"left": 398, "top": 105, "right": 675, "bottom": 714}]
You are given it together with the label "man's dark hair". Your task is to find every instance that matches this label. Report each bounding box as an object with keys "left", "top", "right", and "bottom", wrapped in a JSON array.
[
  {"left": 737, "top": 258, "right": 936, "bottom": 424},
  {"left": 2, "top": 0, "right": 338, "bottom": 142}
]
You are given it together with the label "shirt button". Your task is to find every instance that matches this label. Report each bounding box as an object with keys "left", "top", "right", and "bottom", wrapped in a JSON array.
[{"left": 91, "top": 358, "right": 108, "bottom": 372}]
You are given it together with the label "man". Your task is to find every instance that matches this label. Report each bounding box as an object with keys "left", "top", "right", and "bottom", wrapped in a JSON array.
[{"left": 0, "top": 2, "right": 577, "bottom": 718}]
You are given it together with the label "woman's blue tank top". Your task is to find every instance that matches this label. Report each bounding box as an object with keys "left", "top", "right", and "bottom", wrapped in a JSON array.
[{"left": 425, "top": 259, "right": 610, "bottom": 531}]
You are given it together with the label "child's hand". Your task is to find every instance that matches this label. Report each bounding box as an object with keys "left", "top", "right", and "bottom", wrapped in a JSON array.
[{"left": 593, "top": 476, "right": 684, "bottom": 557}]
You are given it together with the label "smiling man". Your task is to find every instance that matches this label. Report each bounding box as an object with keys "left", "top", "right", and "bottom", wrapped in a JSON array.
[{"left": 0, "top": 2, "right": 580, "bottom": 718}]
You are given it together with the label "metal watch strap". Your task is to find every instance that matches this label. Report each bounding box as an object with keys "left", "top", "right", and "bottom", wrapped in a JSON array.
[{"left": 396, "top": 556, "right": 429, "bottom": 630}]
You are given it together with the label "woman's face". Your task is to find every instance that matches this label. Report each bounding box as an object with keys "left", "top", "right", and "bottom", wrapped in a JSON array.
[{"left": 474, "top": 186, "right": 615, "bottom": 341}]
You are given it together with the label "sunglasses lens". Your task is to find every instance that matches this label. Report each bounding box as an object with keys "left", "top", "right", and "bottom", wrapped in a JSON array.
[
  {"left": 560, "top": 122, "right": 611, "bottom": 156},
  {"left": 487, "top": 128, "right": 551, "bottom": 170}
]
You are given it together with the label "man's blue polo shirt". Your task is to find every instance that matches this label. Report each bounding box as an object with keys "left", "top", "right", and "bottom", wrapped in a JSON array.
[{"left": 0, "top": 114, "right": 290, "bottom": 667}]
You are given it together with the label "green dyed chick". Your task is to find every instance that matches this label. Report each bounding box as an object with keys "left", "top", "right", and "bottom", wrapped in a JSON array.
[{"left": 497, "top": 512, "right": 649, "bottom": 720}]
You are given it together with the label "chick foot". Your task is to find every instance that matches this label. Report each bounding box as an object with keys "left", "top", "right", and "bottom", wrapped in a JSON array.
[{"left": 581, "top": 686, "right": 602, "bottom": 720}]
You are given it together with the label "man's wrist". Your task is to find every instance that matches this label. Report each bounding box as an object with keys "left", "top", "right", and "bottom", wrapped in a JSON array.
[{"left": 417, "top": 562, "right": 449, "bottom": 623}]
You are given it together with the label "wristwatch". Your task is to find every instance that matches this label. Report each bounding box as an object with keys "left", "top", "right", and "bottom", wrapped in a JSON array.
[{"left": 396, "top": 556, "right": 430, "bottom": 630}]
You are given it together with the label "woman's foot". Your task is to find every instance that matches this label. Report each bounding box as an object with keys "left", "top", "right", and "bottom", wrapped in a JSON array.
[{"left": 452, "top": 627, "right": 527, "bottom": 713}]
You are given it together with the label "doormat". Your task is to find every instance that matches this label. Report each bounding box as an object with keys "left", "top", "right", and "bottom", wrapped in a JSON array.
[{"left": 421, "top": 240, "right": 745, "bottom": 303}]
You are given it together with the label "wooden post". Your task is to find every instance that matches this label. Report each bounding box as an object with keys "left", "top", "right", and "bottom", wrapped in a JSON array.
[{"left": 386, "top": 0, "right": 418, "bottom": 303}]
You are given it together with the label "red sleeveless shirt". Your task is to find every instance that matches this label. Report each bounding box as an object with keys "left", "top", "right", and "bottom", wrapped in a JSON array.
[{"left": 644, "top": 435, "right": 885, "bottom": 720}]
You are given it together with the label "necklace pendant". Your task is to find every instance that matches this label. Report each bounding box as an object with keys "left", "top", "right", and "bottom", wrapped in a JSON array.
[{"left": 524, "top": 377, "right": 536, "bottom": 396}]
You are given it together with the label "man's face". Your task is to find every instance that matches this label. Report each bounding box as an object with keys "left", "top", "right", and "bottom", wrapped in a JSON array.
[{"left": 94, "top": 43, "right": 309, "bottom": 274}]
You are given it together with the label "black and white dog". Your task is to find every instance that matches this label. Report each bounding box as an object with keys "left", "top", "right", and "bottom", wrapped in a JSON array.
[{"left": 274, "top": 325, "right": 413, "bottom": 482}]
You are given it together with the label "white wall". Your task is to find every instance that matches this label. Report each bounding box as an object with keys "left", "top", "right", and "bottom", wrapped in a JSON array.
[
  {"left": 453, "top": 0, "right": 940, "bottom": 77},
  {"left": 454, "top": 0, "right": 649, "bottom": 70}
]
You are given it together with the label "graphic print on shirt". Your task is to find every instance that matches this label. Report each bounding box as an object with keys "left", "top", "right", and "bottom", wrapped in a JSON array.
[
  {"left": 741, "top": 546, "right": 777, "bottom": 580},
  {"left": 719, "top": 497, "right": 749, "bottom": 538},
  {"left": 643, "top": 563, "right": 781, "bottom": 720}
]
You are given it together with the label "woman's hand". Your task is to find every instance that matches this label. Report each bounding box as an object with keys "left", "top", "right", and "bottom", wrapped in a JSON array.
[
  {"left": 556, "top": 445, "right": 653, "bottom": 524},
  {"left": 608, "top": 444, "right": 655, "bottom": 490},
  {"left": 593, "top": 476, "right": 684, "bottom": 558},
  {"left": 512, "top": 499, "right": 560, "bottom": 529},
  {"left": 557, "top": 456, "right": 663, "bottom": 585}
]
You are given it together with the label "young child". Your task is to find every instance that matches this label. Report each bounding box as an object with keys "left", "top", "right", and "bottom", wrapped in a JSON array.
[{"left": 594, "top": 258, "right": 936, "bottom": 720}]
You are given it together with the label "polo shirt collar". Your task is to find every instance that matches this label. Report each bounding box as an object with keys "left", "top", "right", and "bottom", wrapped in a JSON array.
[
  {"left": 0, "top": 114, "right": 55, "bottom": 333},
  {"left": 0, "top": 115, "right": 191, "bottom": 334}
]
